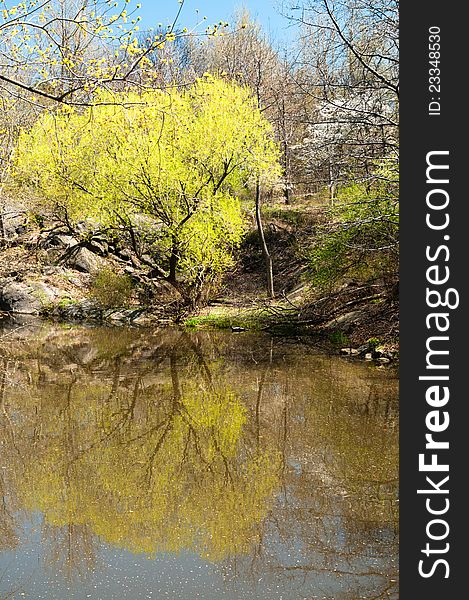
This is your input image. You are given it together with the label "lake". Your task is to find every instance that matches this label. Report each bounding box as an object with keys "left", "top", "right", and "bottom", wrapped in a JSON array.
[{"left": 0, "top": 321, "right": 398, "bottom": 599}]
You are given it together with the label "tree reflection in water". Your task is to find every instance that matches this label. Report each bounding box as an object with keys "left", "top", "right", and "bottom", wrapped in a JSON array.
[{"left": 0, "top": 324, "right": 398, "bottom": 599}]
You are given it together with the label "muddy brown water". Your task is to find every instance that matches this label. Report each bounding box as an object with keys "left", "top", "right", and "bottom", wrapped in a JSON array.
[{"left": 0, "top": 321, "right": 398, "bottom": 599}]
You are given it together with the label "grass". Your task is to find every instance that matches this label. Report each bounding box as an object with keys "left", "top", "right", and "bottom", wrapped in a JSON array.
[
  {"left": 262, "top": 201, "right": 325, "bottom": 227},
  {"left": 57, "top": 297, "right": 76, "bottom": 308},
  {"left": 184, "top": 305, "right": 268, "bottom": 331}
]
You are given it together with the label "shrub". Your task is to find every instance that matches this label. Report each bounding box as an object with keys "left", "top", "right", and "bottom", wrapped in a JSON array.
[
  {"left": 90, "top": 269, "right": 133, "bottom": 308},
  {"left": 308, "top": 159, "right": 399, "bottom": 290},
  {"left": 329, "top": 331, "right": 350, "bottom": 348}
]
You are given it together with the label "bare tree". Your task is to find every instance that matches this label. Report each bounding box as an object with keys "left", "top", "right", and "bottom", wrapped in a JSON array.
[{"left": 287, "top": 0, "right": 399, "bottom": 192}]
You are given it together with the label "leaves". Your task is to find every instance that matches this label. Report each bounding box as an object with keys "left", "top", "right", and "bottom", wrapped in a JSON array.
[
  {"left": 309, "top": 159, "right": 399, "bottom": 287},
  {"left": 11, "top": 77, "right": 281, "bottom": 288}
]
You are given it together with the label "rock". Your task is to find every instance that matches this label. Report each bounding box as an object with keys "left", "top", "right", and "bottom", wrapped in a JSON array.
[
  {"left": 364, "top": 353, "right": 373, "bottom": 360},
  {"left": 42, "top": 266, "right": 66, "bottom": 276},
  {"left": 117, "top": 249, "right": 131, "bottom": 261},
  {"left": 0, "top": 280, "right": 42, "bottom": 314},
  {"left": 371, "top": 345, "right": 395, "bottom": 361},
  {"left": 103, "top": 308, "right": 143, "bottom": 324},
  {"left": 0, "top": 274, "right": 89, "bottom": 315},
  {"left": 104, "top": 309, "right": 129, "bottom": 323},
  {"left": 41, "top": 232, "right": 78, "bottom": 250},
  {"left": 148, "top": 268, "right": 163, "bottom": 279},
  {"left": 377, "top": 357, "right": 391, "bottom": 364},
  {"left": 56, "top": 299, "right": 102, "bottom": 321},
  {"left": 356, "top": 343, "right": 370, "bottom": 355},
  {"left": 372, "top": 345, "right": 385, "bottom": 358},
  {"left": 0, "top": 201, "right": 27, "bottom": 240},
  {"left": 132, "top": 313, "right": 155, "bottom": 326},
  {"left": 65, "top": 247, "right": 106, "bottom": 275},
  {"left": 56, "top": 234, "right": 78, "bottom": 249},
  {"left": 22, "top": 232, "right": 41, "bottom": 250},
  {"left": 31, "top": 282, "right": 60, "bottom": 303},
  {"left": 340, "top": 347, "right": 359, "bottom": 356},
  {"left": 89, "top": 238, "right": 108, "bottom": 256},
  {"left": 0, "top": 280, "right": 61, "bottom": 314},
  {"left": 130, "top": 255, "right": 142, "bottom": 269}
]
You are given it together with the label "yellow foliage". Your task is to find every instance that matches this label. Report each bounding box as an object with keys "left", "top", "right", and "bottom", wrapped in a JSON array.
[{"left": 11, "top": 77, "right": 281, "bottom": 282}]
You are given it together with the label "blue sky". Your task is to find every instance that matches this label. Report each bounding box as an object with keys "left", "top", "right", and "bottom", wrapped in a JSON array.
[{"left": 128, "top": 0, "right": 297, "bottom": 42}]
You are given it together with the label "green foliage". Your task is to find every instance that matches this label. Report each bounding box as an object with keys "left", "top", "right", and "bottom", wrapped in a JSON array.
[
  {"left": 11, "top": 76, "right": 281, "bottom": 297},
  {"left": 184, "top": 307, "right": 267, "bottom": 330},
  {"left": 366, "top": 337, "right": 381, "bottom": 350},
  {"left": 329, "top": 331, "right": 350, "bottom": 348},
  {"left": 90, "top": 269, "right": 133, "bottom": 308},
  {"left": 57, "top": 297, "right": 77, "bottom": 309},
  {"left": 308, "top": 159, "right": 399, "bottom": 289}
]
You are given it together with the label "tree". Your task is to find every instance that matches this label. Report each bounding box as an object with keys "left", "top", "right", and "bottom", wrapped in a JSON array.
[
  {"left": 0, "top": 0, "right": 186, "bottom": 105},
  {"left": 288, "top": 0, "right": 399, "bottom": 191},
  {"left": 308, "top": 158, "right": 399, "bottom": 289},
  {"left": 10, "top": 75, "right": 281, "bottom": 304},
  {"left": 191, "top": 13, "right": 296, "bottom": 298},
  {"left": 0, "top": 93, "right": 37, "bottom": 243},
  {"left": 284, "top": 0, "right": 399, "bottom": 296}
]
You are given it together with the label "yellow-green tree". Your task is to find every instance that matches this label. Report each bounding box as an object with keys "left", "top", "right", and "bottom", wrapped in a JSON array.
[{"left": 11, "top": 76, "right": 281, "bottom": 303}]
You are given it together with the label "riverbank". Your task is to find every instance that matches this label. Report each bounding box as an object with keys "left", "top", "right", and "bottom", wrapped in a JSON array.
[{"left": 1, "top": 201, "right": 398, "bottom": 357}]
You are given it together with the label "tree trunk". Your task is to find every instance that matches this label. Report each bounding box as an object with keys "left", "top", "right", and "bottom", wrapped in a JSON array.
[
  {"left": 255, "top": 180, "right": 275, "bottom": 299},
  {"left": 283, "top": 179, "right": 291, "bottom": 205},
  {"left": 328, "top": 160, "right": 336, "bottom": 206},
  {"left": 0, "top": 208, "right": 5, "bottom": 244},
  {"left": 282, "top": 99, "right": 291, "bottom": 205},
  {"left": 168, "top": 236, "right": 179, "bottom": 283}
]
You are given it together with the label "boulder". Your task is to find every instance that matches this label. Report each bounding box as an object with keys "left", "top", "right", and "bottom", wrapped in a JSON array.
[
  {"left": 54, "top": 299, "right": 102, "bottom": 321},
  {"left": 132, "top": 312, "right": 156, "bottom": 326},
  {"left": 103, "top": 308, "right": 143, "bottom": 324},
  {"left": 55, "top": 234, "right": 78, "bottom": 249},
  {"left": 40, "top": 232, "right": 78, "bottom": 250},
  {"left": 116, "top": 248, "right": 131, "bottom": 261},
  {"left": 0, "top": 279, "right": 62, "bottom": 314},
  {"left": 65, "top": 247, "right": 106, "bottom": 275},
  {"left": 0, "top": 278, "right": 70, "bottom": 314},
  {"left": 0, "top": 281, "right": 41, "bottom": 314},
  {"left": 42, "top": 266, "right": 66, "bottom": 276},
  {"left": 371, "top": 345, "right": 395, "bottom": 361},
  {"left": 0, "top": 201, "right": 27, "bottom": 240},
  {"left": 89, "top": 238, "right": 108, "bottom": 256},
  {"left": 356, "top": 343, "right": 370, "bottom": 355}
]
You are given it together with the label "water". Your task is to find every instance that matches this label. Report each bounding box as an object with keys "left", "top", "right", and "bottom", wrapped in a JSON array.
[{"left": 0, "top": 321, "right": 398, "bottom": 599}]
